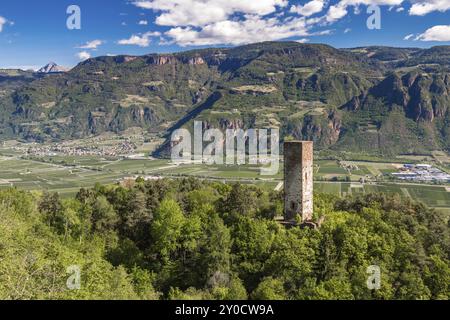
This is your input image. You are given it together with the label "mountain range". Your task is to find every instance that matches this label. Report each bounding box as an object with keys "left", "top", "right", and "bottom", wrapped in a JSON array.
[
  {"left": 37, "top": 62, "right": 69, "bottom": 74},
  {"left": 0, "top": 42, "right": 449, "bottom": 156}
]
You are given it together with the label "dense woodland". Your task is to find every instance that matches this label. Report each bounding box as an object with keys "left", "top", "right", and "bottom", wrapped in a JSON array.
[{"left": 0, "top": 178, "right": 449, "bottom": 300}]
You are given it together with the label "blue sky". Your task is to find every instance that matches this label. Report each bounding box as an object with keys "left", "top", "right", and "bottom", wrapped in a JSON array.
[{"left": 0, "top": 0, "right": 449, "bottom": 69}]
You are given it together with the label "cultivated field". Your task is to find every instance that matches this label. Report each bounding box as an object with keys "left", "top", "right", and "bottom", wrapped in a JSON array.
[{"left": 0, "top": 151, "right": 449, "bottom": 218}]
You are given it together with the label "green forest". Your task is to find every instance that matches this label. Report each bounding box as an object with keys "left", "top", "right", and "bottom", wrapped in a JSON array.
[{"left": 0, "top": 178, "right": 449, "bottom": 300}]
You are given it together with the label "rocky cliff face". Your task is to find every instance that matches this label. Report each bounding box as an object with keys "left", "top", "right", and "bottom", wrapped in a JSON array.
[
  {"left": 346, "top": 70, "right": 450, "bottom": 123},
  {"left": 1, "top": 42, "right": 450, "bottom": 155},
  {"left": 287, "top": 110, "right": 342, "bottom": 147},
  {"left": 187, "top": 57, "right": 206, "bottom": 65},
  {"left": 146, "top": 55, "right": 206, "bottom": 66},
  {"left": 147, "top": 55, "right": 177, "bottom": 65}
]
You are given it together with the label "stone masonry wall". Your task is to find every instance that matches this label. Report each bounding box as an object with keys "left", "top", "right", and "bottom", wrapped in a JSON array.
[{"left": 284, "top": 141, "right": 314, "bottom": 222}]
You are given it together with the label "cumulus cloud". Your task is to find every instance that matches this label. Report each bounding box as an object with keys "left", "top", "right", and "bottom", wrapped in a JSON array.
[
  {"left": 403, "top": 33, "right": 414, "bottom": 40},
  {"left": 77, "top": 40, "right": 104, "bottom": 50},
  {"left": 290, "top": 0, "right": 325, "bottom": 16},
  {"left": 165, "top": 15, "right": 313, "bottom": 46},
  {"left": 131, "top": 0, "right": 335, "bottom": 46},
  {"left": 77, "top": 51, "right": 91, "bottom": 61},
  {"left": 0, "top": 16, "right": 6, "bottom": 32},
  {"left": 117, "top": 31, "right": 161, "bottom": 47},
  {"left": 325, "top": 1, "right": 403, "bottom": 23},
  {"left": 416, "top": 25, "right": 450, "bottom": 41},
  {"left": 132, "top": 0, "right": 288, "bottom": 26},
  {"left": 0, "top": 16, "right": 13, "bottom": 32},
  {"left": 409, "top": 0, "right": 450, "bottom": 15},
  {"left": 295, "top": 38, "right": 310, "bottom": 43},
  {"left": 326, "top": 3, "right": 348, "bottom": 22},
  {"left": 139, "top": 20, "right": 148, "bottom": 25},
  {"left": 129, "top": 0, "right": 448, "bottom": 47},
  {"left": 324, "top": 0, "right": 450, "bottom": 18},
  {"left": 322, "top": 0, "right": 450, "bottom": 23}
]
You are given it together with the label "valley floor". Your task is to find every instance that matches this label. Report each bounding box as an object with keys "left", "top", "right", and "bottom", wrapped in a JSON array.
[{"left": 0, "top": 143, "right": 449, "bottom": 218}]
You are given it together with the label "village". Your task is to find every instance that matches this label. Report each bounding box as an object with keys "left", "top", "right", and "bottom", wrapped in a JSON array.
[
  {"left": 392, "top": 164, "right": 450, "bottom": 183},
  {"left": 5, "top": 140, "right": 136, "bottom": 157}
]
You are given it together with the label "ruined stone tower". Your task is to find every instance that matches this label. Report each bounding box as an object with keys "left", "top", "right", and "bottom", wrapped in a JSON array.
[{"left": 284, "top": 141, "right": 313, "bottom": 223}]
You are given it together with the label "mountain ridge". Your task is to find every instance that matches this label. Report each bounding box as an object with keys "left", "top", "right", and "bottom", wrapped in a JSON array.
[
  {"left": 0, "top": 42, "right": 449, "bottom": 156},
  {"left": 37, "top": 62, "right": 69, "bottom": 74}
]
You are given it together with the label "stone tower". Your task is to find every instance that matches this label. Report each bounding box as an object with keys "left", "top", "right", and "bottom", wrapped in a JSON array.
[{"left": 284, "top": 141, "right": 313, "bottom": 222}]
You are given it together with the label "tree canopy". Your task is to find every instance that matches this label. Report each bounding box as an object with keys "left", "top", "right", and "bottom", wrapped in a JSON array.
[{"left": 0, "top": 179, "right": 448, "bottom": 300}]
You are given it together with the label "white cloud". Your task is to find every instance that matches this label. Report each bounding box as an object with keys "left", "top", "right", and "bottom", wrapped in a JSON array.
[
  {"left": 409, "top": 0, "right": 450, "bottom": 15},
  {"left": 77, "top": 40, "right": 104, "bottom": 50},
  {"left": 326, "top": 3, "right": 348, "bottom": 22},
  {"left": 165, "top": 15, "right": 313, "bottom": 46},
  {"left": 132, "top": 0, "right": 288, "bottom": 26},
  {"left": 353, "top": 5, "right": 362, "bottom": 14},
  {"left": 295, "top": 38, "right": 310, "bottom": 43},
  {"left": 403, "top": 33, "right": 414, "bottom": 40},
  {"left": 132, "top": 0, "right": 445, "bottom": 47},
  {"left": 312, "top": 29, "right": 333, "bottom": 35},
  {"left": 0, "top": 16, "right": 13, "bottom": 32},
  {"left": 345, "top": 0, "right": 403, "bottom": 5},
  {"left": 344, "top": 27, "right": 352, "bottom": 33},
  {"left": 323, "top": 0, "right": 449, "bottom": 18},
  {"left": 290, "top": 0, "right": 325, "bottom": 16},
  {"left": 139, "top": 20, "right": 148, "bottom": 25},
  {"left": 0, "top": 16, "right": 5, "bottom": 32},
  {"left": 130, "top": 0, "right": 340, "bottom": 46},
  {"left": 129, "top": 0, "right": 450, "bottom": 46},
  {"left": 4, "top": 65, "right": 40, "bottom": 71},
  {"left": 118, "top": 34, "right": 151, "bottom": 47},
  {"left": 117, "top": 31, "right": 161, "bottom": 47},
  {"left": 416, "top": 25, "right": 450, "bottom": 41},
  {"left": 325, "top": 1, "right": 403, "bottom": 23},
  {"left": 77, "top": 51, "right": 91, "bottom": 61}
]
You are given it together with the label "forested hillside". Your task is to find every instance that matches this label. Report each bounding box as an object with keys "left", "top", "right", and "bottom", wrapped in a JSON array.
[
  {"left": 1, "top": 42, "right": 449, "bottom": 156},
  {"left": 1, "top": 179, "right": 448, "bottom": 300}
]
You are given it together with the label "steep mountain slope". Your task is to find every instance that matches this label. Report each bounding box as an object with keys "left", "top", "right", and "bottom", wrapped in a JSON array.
[
  {"left": 0, "top": 42, "right": 380, "bottom": 142},
  {"left": 400, "top": 46, "right": 450, "bottom": 67},
  {"left": 1, "top": 53, "right": 221, "bottom": 140},
  {"left": 0, "top": 69, "right": 41, "bottom": 122},
  {"left": 347, "top": 46, "right": 420, "bottom": 63},
  {"left": 0, "top": 42, "right": 449, "bottom": 156},
  {"left": 37, "top": 62, "right": 69, "bottom": 74},
  {"left": 0, "top": 69, "right": 39, "bottom": 92},
  {"left": 338, "top": 67, "right": 450, "bottom": 154}
]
